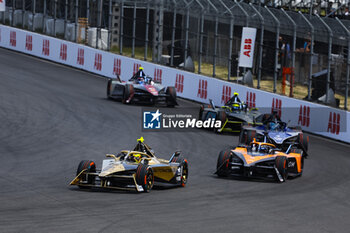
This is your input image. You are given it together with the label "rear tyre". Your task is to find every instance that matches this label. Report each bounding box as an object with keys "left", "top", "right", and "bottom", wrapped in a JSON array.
[
  {"left": 298, "top": 133, "right": 309, "bottom": 152},
  {"left": 166, "top": 87, "right": 177, "bottom": 107},
  {"left": 135, "top": 163, "right": 154, "bottom": 193},
  {"left": 275, "top": 156, "right": 288, "bottom": 182},
  {"left": 216, "top": 150, "right": 231, "bottom": 177},
  {"left": 76, "top": 160, "right": 96, "bottom": 189},
  {"left": 106, "top": 79, "right": 113, "bottom": 99},
  {"left": 240, "top": 130, "right": 256, "bottom": 145},
  {"left": 171, "top": 156, "right": 188, "bottom": 187},
  {"left": 122, "top": 84, "right": 134, "bottom": 104}
]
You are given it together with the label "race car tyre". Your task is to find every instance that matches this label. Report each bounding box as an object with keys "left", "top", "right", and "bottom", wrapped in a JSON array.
[
  {"left": 275, "top": 156, "right": 288, "bottom": 182},
  {"left": 216, "top": 150, "right": 231, "bottom": 177},
  {"left": 199, "top": 105, "right": 204, "bottom": 120},
  {"left": 76, "top": 160, "right": 96, "bottom": 189},
  {"left": 297, "top": 133, "right": 309, "bottom": 152},
  {"left": 122, "top": 84, "right": 134, "bottom": 104},
  {"left": 214, "top": 111, "right": 227, "bottom": 133},
  {"left": 135, "top": 163, "right": 154, "bottom": 193},
  {"left": 171, "top": 156, "right": 188, "bottom": 187},
  {"left": 240, "top": 130, "right": 257, "bottom": 145},
  {"left": 107, "top": 79, "right": 113, "bottom": 99},
  {"left": 166, "top": 87, "right": 177, "bottom": 107}
]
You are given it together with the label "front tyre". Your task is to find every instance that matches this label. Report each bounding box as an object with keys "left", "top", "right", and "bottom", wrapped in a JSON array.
[
  {"left": 171, "top": 156, "right": 188, "bottom": 187},
  {"left": 135, "top": 163, "right": 154, "bottom": 193},
  {"left": 76, "top": 160, "right": 96, "bottom": 189},
  {"left": 216, "top": 150, "right": 231, "bottom": 177},
  {"left": 275, "top": 156, "right": 288, "bottom": 182}
]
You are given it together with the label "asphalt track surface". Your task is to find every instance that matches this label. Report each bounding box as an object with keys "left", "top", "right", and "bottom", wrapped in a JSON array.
[{"left": 1, "top": 48, "right": 350, "bottom": 233}]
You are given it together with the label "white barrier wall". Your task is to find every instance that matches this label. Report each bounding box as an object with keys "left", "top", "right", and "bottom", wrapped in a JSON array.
[{"left": 1, "top": 25, "right": 349, "bottom": 143}]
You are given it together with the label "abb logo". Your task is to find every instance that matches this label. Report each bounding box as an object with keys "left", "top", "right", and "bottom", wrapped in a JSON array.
[
  {"left": 42, "top": 39, "right": 50, "bottom": 56},
  {"left": 221, "top": 85, "right": 231, "bottom": 104},
  {"left": 243, "top": 38, "right": 252, "bottom": 57},
  {"left": 94, "top": 53, "right": 102, "bottom": 71},
  {"left": 175, "top": 74, "right": 184, "bottom": 93},
  {"left": 10, "top": 31, "right": 16, "bottom": 47},
  {"left": 77, "top": 48, "right": 84, "bottom": 65},
  {"left": 298, "top": 105, "right": 310, "bottom": 127},
  {"left": 271, "top": 98, "right": 282, "bottom": 117},
  {"left": 197, "top": 79, "right": 207, "bottom": 99},
  {"left": 246, "top": 91, "right": 256, "bottom": 108},
  {"left": 113, "top": 58, "right": 121, "bottom": 76},
  {"left": 154, "top": 68, "right": 162, "bottom": 84},
  {"left": 25, "top": 35, "right": 32, "bottom": 51},
  {"left": 133, "top": 63, "right": 141, "bottom": 75},
  {"left": 59, "top": 43, "right": 67, "bottom": 61},
  {"left": 327, "top": 112, "right": 340, "bottom": 135}
]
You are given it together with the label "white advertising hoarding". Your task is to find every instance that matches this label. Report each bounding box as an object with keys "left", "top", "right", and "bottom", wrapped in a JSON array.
[
  {"left": 0, "top": 0, "right": 5, "bottom": 12},
  {"left": 238, "top": 27, "right": 257, "bottom": 68}
]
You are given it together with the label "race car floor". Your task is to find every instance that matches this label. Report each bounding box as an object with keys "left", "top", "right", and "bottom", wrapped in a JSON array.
[{"left": 1, "top": 48, "right": 350, "bottom": 233}]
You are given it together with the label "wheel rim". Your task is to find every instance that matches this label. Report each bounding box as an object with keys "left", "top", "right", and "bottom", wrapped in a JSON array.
[
  {"left": 144, "top": 169, "right": 154, "bottom": 191},
  {"left": 181, "top": 164, "right": 188, "bottom": 186}
]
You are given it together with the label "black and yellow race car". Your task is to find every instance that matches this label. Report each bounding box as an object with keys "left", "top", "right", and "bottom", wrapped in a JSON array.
[{"left": 70, "top": 137, "right": 188, "bottom": 192}]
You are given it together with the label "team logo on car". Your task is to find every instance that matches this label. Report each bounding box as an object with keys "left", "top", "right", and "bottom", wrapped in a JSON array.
[{"left": 143, "top": 109, "right": 162, "bottom": 129}]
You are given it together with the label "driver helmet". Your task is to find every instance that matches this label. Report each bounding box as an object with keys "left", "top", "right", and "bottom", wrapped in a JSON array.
[
  {"left": 133, "top": 153, "right": 142, "bottom": 163},
  {"left": 260, "top": 145, "right": 269, "bottom": 153},
  {"left": 268, "top": 122, "right": 278, "bottom": 130},
  {"left": 233, "top": 92, "right": 239, "bottom": 96},
  {"left": 139, "top": 67, "right": 144, "bottom": 71},
  {"left": 232, "top": 103, "right": 240, "bottom": 110}
]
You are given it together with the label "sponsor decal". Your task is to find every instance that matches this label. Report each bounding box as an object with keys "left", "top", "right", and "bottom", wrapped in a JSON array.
[
  {"left": 144, "top": 85, "right": 158, "bottom": 96},
  {"left": 327, "top": 112, "right": 340, "bottom": 135},
  {"left": 272, "top": 98, "right": 282, "bottom": 118},
  {"left": 143, "top": 109, "right": 221, "bottom": 130},
  {"left": 25, "top": 35, "right": 32, "bottom": 51},
  {"left": 42, "top": 39, "right": 50, "bottom": 56},
  {"left": 197, "top": 79, "right": 207, "bottom": 99},
  {"left": 298, "top": 105, "right": 310, "bottom": 127},
  {"left": 77, "top": 48, "right": 84, "bottom": 65},
  {"left": 246, "top": 91, "right": 256, "bottom": 108},
  {"left": 243, "top": 38, "right": 252, "bottom": 57},
  {"left": 59, "top": 43, "right": 67, "bottom": 61},
  {"left": 10, "top": 31, "right": 16, "bottom": 47},
  {"left": 154, "top": 68, "right": 162, "bottom": 84},
  {"left": 175, "top": 74, "right": 184, "bottom": 93},
  {"left": 113, "top": 58, "right": 121, "bottom": 76},
  {"left": 133, "top": 63, "right": 141, "bottom": 75},
  {"left": 221, "top": 85, "right": 231, "bottom": 104},
  {"left": 94, "top": 53, "right": 102, "bottom": 71}
]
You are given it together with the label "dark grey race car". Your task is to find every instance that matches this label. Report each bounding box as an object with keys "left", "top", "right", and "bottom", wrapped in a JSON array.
[{"left": 107, "top": 75, "right": 177, "bottom": 107}]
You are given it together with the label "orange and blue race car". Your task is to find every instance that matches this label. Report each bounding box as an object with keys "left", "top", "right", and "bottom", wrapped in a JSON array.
[{"left": 216, "top": 136, "right": 308, "bottom": 182}]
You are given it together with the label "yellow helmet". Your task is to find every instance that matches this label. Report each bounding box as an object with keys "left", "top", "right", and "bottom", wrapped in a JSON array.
[
  {"left": 234, "top": 92, "right": 239, "bottom": 96},
  {"left": 139, "top": 67, "right": 144, "bottom": 71},
  {"left": 133, "top": 153, "right": 142, "bottom": 163}
]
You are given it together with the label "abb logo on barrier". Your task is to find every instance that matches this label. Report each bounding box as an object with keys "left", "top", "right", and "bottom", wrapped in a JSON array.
[
  {"left": 10, "top": 31, "right": 16, "bottom": 47},
  {"left": 298, "top": 105, "right": 310, "bottom": 127},
  {"left": 154, "top": 68, "right": 162, "bottom": 84},
  {"left": 77, "top": 48, "right": 84, "bottom": 65},
  {"left": 94, "top": 53, "right": 102, "bottom": 71},
  {"left": 133, "top": 63, "right": 141, "bottom": 75},
  {"left": 25, "top": 35, "right": 32, "bottom": 51},
  {"left": 113, "top": 58, "right": 121, "bottom": 76},
  {"left": 42, "top": 39, "right": 50, "bottom": 56},
  {"left": 271, "top": 98, "right": 282, "bottom": 117},
  {"left": 243, "top": 39, "right": 252, "bottom": 58},
  {"left": 327, "top": 112, "right": 340, "bottom": 135},
  {"left": 197, "top": 79, "right": 207, "bottom": 99},
  {"left": 246, "top": 91, "right": 256, "bottom": 108},
  {"left": 221, "top": 85, "right": 231, "bottom": 104},
  {"left": 175, "top": 74, "right": 184, "bottom": 93},
  {"left": 59, "top": 43, "right": 67, "bottom": 61}
]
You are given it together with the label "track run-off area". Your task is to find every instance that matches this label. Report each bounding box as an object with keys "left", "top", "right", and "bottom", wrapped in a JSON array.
[{"left": 1, "top": 48, "right": 350, "bottom": 233}]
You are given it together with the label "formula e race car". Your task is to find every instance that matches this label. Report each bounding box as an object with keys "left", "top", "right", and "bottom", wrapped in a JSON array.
[
  {"left": 239, "top": 112, "right": 309, "bottom": 152},
  {"left": 198, "top": 96, "right": 263, "bottom": 133},
  {"left": 70, "top": 137, "right": 188, "bottom": 192},
  {"left": 107, "top": 75, "right": 177, "bottom": 107},
  {"left": 216, "top": 137, "right": 308, "bottom": 182}
]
